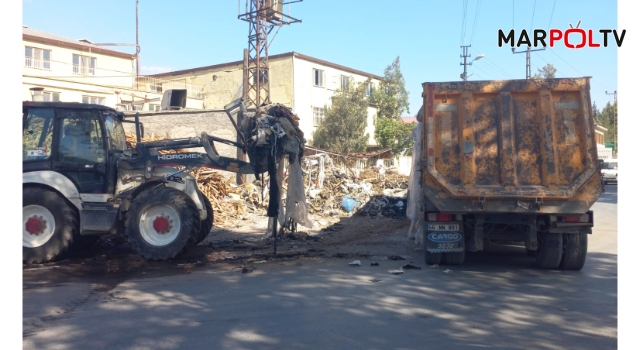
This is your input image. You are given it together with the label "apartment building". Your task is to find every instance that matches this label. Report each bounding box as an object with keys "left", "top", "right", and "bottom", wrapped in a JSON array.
[
  {"left": 22, "top": 26, "right": 205, "bottom": 111},
  {"left": 151, "top": 52, "right": 383, "bottom": 147}
]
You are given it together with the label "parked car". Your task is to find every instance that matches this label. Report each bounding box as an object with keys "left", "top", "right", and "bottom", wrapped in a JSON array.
[{"left": 601, "top": 159, "right": 618, "bottom": 185}]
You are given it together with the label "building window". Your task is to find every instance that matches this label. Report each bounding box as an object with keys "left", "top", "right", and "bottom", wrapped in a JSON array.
[
  {"left": 73, "top": 54, "right": 96, "bottom": 75},
  {"left": 82, "top": 96, "right": 105, "bottom": 105},
  {"left": 341, "top": 75, "right": 350, "bottom": 91},
  {"left": 313, "top": 107, "right": 324, "bottom": 126},
  {"left": 43, "top": 92, "right": 60, "bottom": 102},
  {"left": 383, "top": 159, "right": 394, "bottom": 167},
  {"left": 313, "top": 69, "right": 324, "bottom": 87},
  {"left": 366, "top": 82, "right": 374, "bottom": 96},
  {"left": 253, "top": 70, "right": 268, "bottom": 84},
  {"left": 149, "top": 81, "right": 162, "bottom": 93},
  {"left": 25, "top": 47, "right": 51, "bottom": 70}
]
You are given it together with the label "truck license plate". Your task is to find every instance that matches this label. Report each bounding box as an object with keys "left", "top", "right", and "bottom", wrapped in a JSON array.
[{"left": 427, "top": 224, "right": 459, "bottom": 231}]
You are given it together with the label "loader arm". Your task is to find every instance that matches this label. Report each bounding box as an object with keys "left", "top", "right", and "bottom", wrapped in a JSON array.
[{"left": 118, "top": 132, "right": 254, "bottom": 175}]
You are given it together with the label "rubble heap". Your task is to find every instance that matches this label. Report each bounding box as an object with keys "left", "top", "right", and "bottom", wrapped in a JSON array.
[
  {"left": 124, "top": 132, "right": 410, "bottom": 229},
  {"left": 302, "top": 154, "right": 409, "bottom": 219}
]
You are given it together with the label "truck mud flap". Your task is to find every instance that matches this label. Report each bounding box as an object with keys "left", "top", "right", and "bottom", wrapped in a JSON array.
[{"left": 424, "top": 224, "right": 465, "bottom": 253}]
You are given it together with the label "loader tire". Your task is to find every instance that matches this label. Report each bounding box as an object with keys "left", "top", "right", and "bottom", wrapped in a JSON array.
[
  {"left": 536, "top": 232, "right": 563, "bottom": 269},
  {"left": 423, "top": 232, "right": 443, "bottom": 265},
  {"left": 444, "top": 251, "right": 465, "bottom": 265},
  {"left": 23, "top": 187, "right": 77, "bottom": 264},
  {"left": 560, "top": 232, "right": 588, "bottom": 270},
  {"left": 194, "top": 190, "right": 214, "bottom": 246},
  {"left": 126, "top": 186, "right": 200, "bottom": 260}
]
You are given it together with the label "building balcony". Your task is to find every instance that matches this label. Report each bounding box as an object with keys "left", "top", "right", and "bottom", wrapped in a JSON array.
[{"left": 23, "top": 57, "right": 205, "bottom": 100}]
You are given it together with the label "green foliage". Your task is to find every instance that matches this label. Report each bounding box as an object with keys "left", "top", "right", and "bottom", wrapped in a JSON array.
[
  {"left": 533, "top": 63, "right": 557, "bottom": 79},
  {"left": 374, "top": 117, "right": 416, "bottom": 156},
  {"left": 371, "top": 56, "right": 410, "bottom": 119},
  {"left": 370, "top": 56, "right": 414, "bottom": 156},
  {"left": 312, "top": 78, "right": 370, "bottom": 155}
]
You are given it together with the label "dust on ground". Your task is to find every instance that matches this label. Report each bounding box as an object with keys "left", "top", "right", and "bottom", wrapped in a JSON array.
[{"left": 22, "top": 214, "right": 423, "bottom": 285}]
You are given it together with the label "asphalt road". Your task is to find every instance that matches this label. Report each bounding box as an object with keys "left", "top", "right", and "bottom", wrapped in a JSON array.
[{"left": 23, "top": 185, "right": 618, "bottom": 350}]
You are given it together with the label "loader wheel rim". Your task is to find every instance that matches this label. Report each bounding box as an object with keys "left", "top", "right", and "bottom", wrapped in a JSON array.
[
  {"left": 139, "top": 205, "right": 181, "bottom": 246},
  {"left": 23, "top": 205, "right": 56, "bottom": 248}
]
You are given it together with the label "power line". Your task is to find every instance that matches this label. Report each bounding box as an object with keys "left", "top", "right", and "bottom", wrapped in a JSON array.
[
  {"left": 471, "top": 47, "right": 515, "bottom": 78},
  {"left": 460, "top": 0, "right": 469, "bottom": 45},
  {"left": 547, "top": 0, "right": 557, "bottom": 31},
  {"left": 530, "top": 0, "right": 537, "bottom": 33},
  {"left": 475, "top": 60, "right": 512, "bottom": 79},
  {"left": 470, "top": 0, "right": 482, "bottom": 45},
  {"left": 468, "top": 69, "right": 486, "bottom": 80},
  {"left": 470, "top": 64, "right": 496, "bottom": 80},
  {"left": 546, "top": 49, "right": 613, "bottom": 90},
  {"left": 547, "top": 49, "right": 585, "bottom": 76}
]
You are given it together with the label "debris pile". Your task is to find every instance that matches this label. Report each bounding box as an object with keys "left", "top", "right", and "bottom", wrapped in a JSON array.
[
  {"left": 124, "top": 129, "right": 410, "bottom": 229},
  {"left": 302, "top": 155, "right": 409, "bottom": 219}
]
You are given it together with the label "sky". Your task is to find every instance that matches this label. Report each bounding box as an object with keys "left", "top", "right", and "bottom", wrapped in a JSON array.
[{"left": 21, "top": 0, "right": 620, "bottom": 117}]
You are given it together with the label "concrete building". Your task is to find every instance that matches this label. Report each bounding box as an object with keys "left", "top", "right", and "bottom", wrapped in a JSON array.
[
  {"left": 151, "top": 52, "right": 383, "bottom": 147},
  {"left": 595, "top": 123, "right": 612, "bottom": 160},
  {"left": 22, "top": 26, "right": 205, "bottom": 111}
]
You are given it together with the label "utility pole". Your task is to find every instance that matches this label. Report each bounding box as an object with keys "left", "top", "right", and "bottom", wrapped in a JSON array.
[
  {"left": 460, "top": 45, "right": 484, "bottom": 81},
  {"left": 94, "top": 0, "right": 140, "bottom": 81},
  {"left": 512, "top": 47, "right": 545, "bottom": 79},
  {"left": 136, "top": 0, "right": 140, "bottom": 78},
  {"left": 460, "top": 45, "right": 471, "bottom": 81},
  {"left": 238, "top": 0, "right": 302, "bottom": 109},
  {"left": 606, "top": 90, "right": 618, "bottom": 156},
  {"left": 236, "top": 49, "right": 249, "bottom": 186}
]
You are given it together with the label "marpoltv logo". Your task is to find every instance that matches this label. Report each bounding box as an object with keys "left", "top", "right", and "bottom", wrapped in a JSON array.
[{"left": 498, "top": 21, "right": 626, "bottom": 49}]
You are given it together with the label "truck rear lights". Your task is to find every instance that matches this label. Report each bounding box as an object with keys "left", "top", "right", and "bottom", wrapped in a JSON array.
[
  {"left": 426, "top": 213, "right": 452, "bottom": 222},
  {"left": 562, "top": 214, "right": 591, "bottom": 223}
]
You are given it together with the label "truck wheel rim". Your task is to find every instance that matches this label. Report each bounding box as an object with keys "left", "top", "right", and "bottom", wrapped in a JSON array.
[
  {"left": 139, "top": 205, "right": 181, "bottom": 246},
  {"left": 23, "top": 205, "right": 56, "bottom": 248}
]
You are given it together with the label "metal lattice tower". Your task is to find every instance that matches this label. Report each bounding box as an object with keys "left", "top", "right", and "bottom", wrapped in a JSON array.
[{"left": 238, "top": 0, "right": 301, "bottom": 109}]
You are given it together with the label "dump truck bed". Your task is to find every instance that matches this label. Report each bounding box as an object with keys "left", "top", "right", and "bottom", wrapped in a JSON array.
[{"left": 421, "top": 77, "right": 602, "bottom": 214}]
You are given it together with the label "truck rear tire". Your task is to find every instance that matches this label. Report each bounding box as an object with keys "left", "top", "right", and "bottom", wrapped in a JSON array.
[
  {"left": 560, "top": 232, "right": 588, "bottom": 270},
  {"left": 444, "top": 251, "right": 465, "bottom": 265},
  {"left": 194, "top": 190, "right": 214, "bottom": 245},
  {"left": 23, "top": 187, "right": 77, "bottom": 264},
  {"left": 423, "top": 232, "right": 443, "bottom": 264},
  {"left": 126, "top": 186, "right": 200, "bottom": 260},
  {"left": 536, "top": 232, "right": 563, "bottom": 269}
]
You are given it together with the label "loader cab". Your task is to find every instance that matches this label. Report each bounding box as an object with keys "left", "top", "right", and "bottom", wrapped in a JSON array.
[{"left": 23, "top": 101, "right": 129, "bottom": 195}]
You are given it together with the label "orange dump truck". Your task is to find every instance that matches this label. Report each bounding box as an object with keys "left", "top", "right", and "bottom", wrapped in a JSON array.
[{"left": 419, "top": 77, "right": 602, "bottom": 270}]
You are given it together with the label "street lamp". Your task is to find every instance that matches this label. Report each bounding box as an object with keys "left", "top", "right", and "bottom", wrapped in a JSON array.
[
  {"left": 29, "top": 87, "right": 44, "bottom": 102},
  {"left": 462, "top": 53, "right": 485, "bottom": 81}
]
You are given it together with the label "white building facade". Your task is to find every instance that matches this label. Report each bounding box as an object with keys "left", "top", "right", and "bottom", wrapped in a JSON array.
[
  {"left": 22, "top": 26, "right": 205, "bottom": 111},
  {"left": 152, "top": 52, "right": 382, "bottom": 148}
]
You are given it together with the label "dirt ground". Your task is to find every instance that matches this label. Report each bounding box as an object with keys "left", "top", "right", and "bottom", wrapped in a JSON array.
[{"left": 22, "top": 213, "right": 423, "bottom": 284}]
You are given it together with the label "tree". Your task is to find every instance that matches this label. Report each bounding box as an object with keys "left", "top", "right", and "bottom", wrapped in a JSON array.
[
  {"left": 375, "top": 117, "right": 416, "bottom": 156},
  {"left": 371, "top": 56, "right": 410, "bottom": 119},
  {"left": 533, "top": 63, "right": 557, "bottom": 79},
  {"left": 312, "top": 78, "right": 370, "bottom": 155},
  {"left": 371, "top": 56, "right": 413, "bottom": 156}
]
